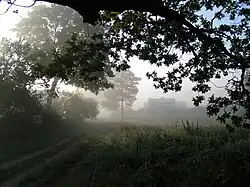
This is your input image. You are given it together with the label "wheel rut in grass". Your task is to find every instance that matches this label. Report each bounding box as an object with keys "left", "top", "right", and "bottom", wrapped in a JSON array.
[{"left": 0, "top": 135, "right": 84, "bottom": 187}]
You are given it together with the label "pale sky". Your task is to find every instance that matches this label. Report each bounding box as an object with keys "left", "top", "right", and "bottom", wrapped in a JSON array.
[{"left": 0, "top": 1, "right": 229, "bottom": 109}]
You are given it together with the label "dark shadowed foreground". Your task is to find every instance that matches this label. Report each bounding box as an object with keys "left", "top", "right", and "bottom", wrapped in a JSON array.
[{"left": 3, "top": 122, "right": 250, "bottom": 187}]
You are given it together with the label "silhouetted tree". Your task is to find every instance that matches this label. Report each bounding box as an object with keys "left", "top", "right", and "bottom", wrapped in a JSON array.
[
  {"left": 12, "top": 4, "right": 113, "bottom": 107},
  {"left": 3, "top": 0, "right": 250, "bottom": 129},
  {"left": 102, "top": 70, "right": 141, "bottom": 121},
  {"left": 99, "top": 1, "right": 250, "bottom": 130},
  {"left": 0, "top": 37, "right": 44, "bottom": 88},
  {"left": 2, "top": 0, "right": 209, "bottom": 25},
  {"left": 0, "top": 37, "right": 45, "bottom": 120}
]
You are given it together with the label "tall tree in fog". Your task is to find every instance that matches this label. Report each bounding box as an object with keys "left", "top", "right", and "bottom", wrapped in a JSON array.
[
  {"left": 12, "top": 4, "right": 113, "bottom": 107},
  {"left": 102, "top": 70, "right": 141, "bottom": 121}
]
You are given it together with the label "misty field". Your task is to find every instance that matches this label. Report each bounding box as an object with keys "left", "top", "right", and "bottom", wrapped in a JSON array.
[{"left": 19, "top": 122, "right": 250, "bottom": 187}]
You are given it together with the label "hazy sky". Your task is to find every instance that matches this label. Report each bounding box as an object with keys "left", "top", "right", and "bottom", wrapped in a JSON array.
[{"left": 0, "top": 0, "right": 229, "bottom": 109}]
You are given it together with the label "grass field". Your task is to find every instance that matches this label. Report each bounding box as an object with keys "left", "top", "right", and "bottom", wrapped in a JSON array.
[{"left": 22, "top": 122, "right": 250, "bottom": 187}]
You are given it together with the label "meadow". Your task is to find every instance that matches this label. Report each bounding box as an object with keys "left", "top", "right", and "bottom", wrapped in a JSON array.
[{"left": 22, "top": 121, "right": 250, "bottom": 187}]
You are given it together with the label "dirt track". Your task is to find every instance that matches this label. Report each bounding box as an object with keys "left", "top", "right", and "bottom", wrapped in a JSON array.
[{"left": 0, "top": 136, "right": 82, "bottom": 187}]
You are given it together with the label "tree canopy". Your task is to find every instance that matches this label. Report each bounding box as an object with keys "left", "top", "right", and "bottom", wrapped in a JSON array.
[
  {"left": 0, "top": 38, "right": 46, "bottom": 126},
  {"left": 0, "top": 37, "right": 43, "bottom": 89},
  {"left": 2, "top": 0, "right": 250, "bottom": 129},
  {"left": 99, "top": 0, "right": 250, "bottom": 129},
  {"left": 12, "top": 4, "right": 114, "bottom": 106},
  {"left": 8, "top": 0, "right": 166, "bottom": 24}
]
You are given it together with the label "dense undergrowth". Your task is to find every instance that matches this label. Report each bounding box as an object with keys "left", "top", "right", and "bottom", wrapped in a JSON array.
[{"left": 51, "top": 124, "right": 250, "bottom": 187}]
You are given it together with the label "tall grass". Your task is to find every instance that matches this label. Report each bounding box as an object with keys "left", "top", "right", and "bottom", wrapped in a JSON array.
[{"left": 54, "top": 122, "right": 250, "bottom": 187}]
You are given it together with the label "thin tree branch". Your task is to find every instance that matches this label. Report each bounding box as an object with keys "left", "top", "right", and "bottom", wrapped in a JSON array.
[
  {"left": 8, "top": 0, "right": 36, "bottom": 8},
  {"left": 0, "top": 0, "right": 17, "bottom": 15},
  {"left": 210, "top": 7, "right": 226, "bottom": 29},
  {"left": 209, "top": 81, "right": 227, "bottom": 89}
]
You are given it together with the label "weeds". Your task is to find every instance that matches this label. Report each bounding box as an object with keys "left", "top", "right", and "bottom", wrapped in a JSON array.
[{"left": 49, "top": 123, "right": 250, "bottom": 187}]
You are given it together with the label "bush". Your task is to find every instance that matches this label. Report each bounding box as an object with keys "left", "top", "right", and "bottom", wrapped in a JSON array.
[{"left": 52, "top": 92, "right": 99, "bottom": 121}]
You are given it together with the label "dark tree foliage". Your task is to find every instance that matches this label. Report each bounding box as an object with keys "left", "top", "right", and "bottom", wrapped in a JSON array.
[
  {"left": 2, "top": 0, "right": 250, "bottom": 129},
  {"left": 12, "top": 4, "right": 114, "bottom": 106},
  {"left": 33, "top": 32, "right": 114, "bottom": 94},
  {"left": 8, "top": 0, "right": 165, "bottom": 24},
  {"left": 32, "top": 0, "right": 212, "bottom": 25},
  {"left": 97, "top": 0, "right": 250, "bottom": 130},
  {"left": 0, "top": 38, "right": 46, "bottom": 124},
  {"left": 0, "top": 81, "right": 43, "bottom": 122},
  {"left": 0, "top": 37, "right": 44, "bottom": 88}
]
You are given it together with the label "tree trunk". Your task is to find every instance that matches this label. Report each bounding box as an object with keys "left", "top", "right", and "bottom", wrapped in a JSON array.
[
  {"left": 121, "top": 97, "right": 124, "bottom": 122},
  {"left": 120, "top": 73, "right": 124, "bottom": 123},
  {"left": 46, "top": 77, "right": 60, "bottom": 108}
]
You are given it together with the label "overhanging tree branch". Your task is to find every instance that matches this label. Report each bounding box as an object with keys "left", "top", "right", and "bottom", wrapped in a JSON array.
[
  {"left": 0, "top": 0, "right": 17, "bottom": 15},
  {"left": 32, "top": 1, "right": 240, "bottom": 64},
  {"left": 0, "top": 0, "right": 243, "bottom": 65}
]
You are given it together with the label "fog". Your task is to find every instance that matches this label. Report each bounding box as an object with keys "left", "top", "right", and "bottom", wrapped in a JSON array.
[
  {"left": 0, "top": 1, "right": 233, "bottom": 128},
  {"left": 77, "top": 56, "right": 227, "bottom": 124},
  {"left": 0, "top": 0, "right": 228, "bottom": 112},
  {"left": 1, "top": 1, "right": 249, "bottom": 186}
]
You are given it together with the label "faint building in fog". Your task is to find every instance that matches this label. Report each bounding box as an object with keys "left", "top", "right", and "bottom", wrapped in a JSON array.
[{"left": 145, "top": 97, "right": 187, "bottom": 111}]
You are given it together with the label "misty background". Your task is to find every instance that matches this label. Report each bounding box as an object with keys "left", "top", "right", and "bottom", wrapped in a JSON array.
[
  {"left": 0, "top": 0, "right": 228, "bottom": 118},
  {"left": 1, "top": 1, "right": 250, "bottom": 187}
]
